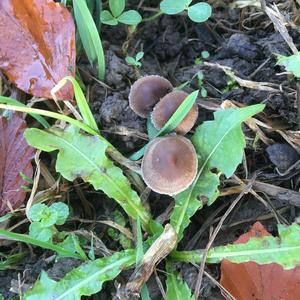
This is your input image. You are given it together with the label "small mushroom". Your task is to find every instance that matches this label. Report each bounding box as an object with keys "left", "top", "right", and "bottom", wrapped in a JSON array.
[
  {"left": 129, "top": 75, "right": 173, "bottom": 118},
  {"left": 141, "top": 135, "right": 198, "bottom": 195},
  {"left": 151, "top": 91, "right": 198, "bottom": 135}
]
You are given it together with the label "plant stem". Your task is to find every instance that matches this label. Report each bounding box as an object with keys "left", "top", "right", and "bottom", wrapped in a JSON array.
[{"left": 142, "top": 10, "right": 163, "bottom": 22}]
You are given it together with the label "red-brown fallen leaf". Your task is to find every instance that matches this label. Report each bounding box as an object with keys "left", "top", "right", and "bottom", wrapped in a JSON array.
[
  {"left": 0, "top": 0, "right": 76, "bottom": 100},
  {"left": 220, "top": 222, "right": 300, "bottom": 300},
  {"left": 0, "top": 114, "right": 35, "bottom": 215}
]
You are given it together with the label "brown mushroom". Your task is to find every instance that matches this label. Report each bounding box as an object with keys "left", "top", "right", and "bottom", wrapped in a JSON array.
[
  {"left": 129, "top": 75, "right": 173, "bottom": 118},
  {"left": 141, "top": 135, "right": 198, "bottom": 195},
  {"left": 151, "top": 91, "right": 198, "bottom": 135}
]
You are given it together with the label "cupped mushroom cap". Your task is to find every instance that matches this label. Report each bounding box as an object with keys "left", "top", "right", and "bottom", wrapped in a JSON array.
[
  {"left": 129, "top": 75, "right": 173, "bottom": 118},
  {"left": 151, "top": 91, "right": 198, "bottom": 135},
  {"left": 141, "top": 135, "right": 198, "bottom": 195}
]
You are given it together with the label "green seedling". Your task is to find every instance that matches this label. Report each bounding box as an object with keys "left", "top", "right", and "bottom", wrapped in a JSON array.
[
  {"left": 101, "top": 0, "right": 142, "bottom": 26},
  {"left": 160, "top": 0, "right": 212, "bottom": 23},
  {"left": 28, "top": 202, "right": 69, "bottom": 242},
  {"left": 196, "top": 71, "right": 207, "bottom": 97},
  {"left": 195, "top": 50, "right": 210, "bottom": 65},
  {"left": 125, "top": 51, "right": 144, "bottom": 68},
  {"left": 107, "top": 210, "right": 132, "bottom": 249}
]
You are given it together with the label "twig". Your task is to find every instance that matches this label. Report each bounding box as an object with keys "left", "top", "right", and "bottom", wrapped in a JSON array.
[
  {"left": 297, "top": 83, "right": 300, "bottom": 130},
  {"left": 193, "top": 179, "right": 254, "bottom": 299}
]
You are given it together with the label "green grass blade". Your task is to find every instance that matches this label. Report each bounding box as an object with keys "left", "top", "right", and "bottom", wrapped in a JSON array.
[
  {"left": 57, "top": 76, "right": 99, "bottom": 131},
  {"left": 0, "top": 104, "right": 98, "bottom": 136},
  {"left": 73, "top": 0, "right": 106, "bottom": 80},
  {"left": 0, "top": 213, "right": 12, "bottom": 223},
  {"left": 0, "top": 230, "right": 82, "bottom": 259},
  {"left": 0, "top": 96, "right": 50, "bottom": 128},
  {"left": 130, "top": 90, "right": 199, "bottom": 160}
]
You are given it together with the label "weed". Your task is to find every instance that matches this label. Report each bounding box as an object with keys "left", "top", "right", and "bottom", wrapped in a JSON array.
[
  {"left": 100, "top": 0, "right": 142, "bottom": 26},
  {"left": 125, "top": 51, "right": 144, "bottom": 68},
  {"left": 28, "top": 202, "right": 69, "bottom": 242}
]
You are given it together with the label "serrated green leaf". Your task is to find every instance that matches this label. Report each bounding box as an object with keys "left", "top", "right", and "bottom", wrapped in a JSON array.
[
  {"left": 29, "top": 222, "right": 53, "bottom": 242},
  {"left": 50, "top": 202, "right": 69, "bottom": 226},
  {"left": 118, "top": 10, "right": 142, "bottom": 25},
  {"left": 277, "top": 53, "right": 300, "bottom": 78},
  {"left": 73, "top": 0, "right": 106, "bottom": 80},
  {"left": 24, "top": 250, "right": 136, "bottom": 300},
  {"left": 187, "top": 3, "right": 212, "bottom": 23},
  {"left": 173, "top": 224, "right": 300, "bottom": 270},
  {"left": 109, "top": 0, "right": 125, "bottom": 17},
  {"left": 160, "top": 0, "right": 187, "bottom": 14},
  {"left": 166, "top": 272, "right": 195, "bottom": 300},
  {"left": 100, "top": 10, "right": 118, "bottom": 25},
  {"left": 24, "top": 126, "right": 151, "bottom": 230},
  {"left": 171, "top": 104, "right": 265, "bottom": 241}
]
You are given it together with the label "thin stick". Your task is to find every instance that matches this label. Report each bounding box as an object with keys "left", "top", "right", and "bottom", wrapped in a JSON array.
[{"left": 193, "top": 179, "right": 254, "bottom": 299}]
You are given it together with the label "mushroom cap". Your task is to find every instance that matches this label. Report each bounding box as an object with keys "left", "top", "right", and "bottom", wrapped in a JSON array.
[
  {"left": 151, "top": 91, "right": 198, "bottom": 135},
  {"left": 129, "top": 75, "right": 173, "bottom": 118},
  {"left": 141, "top": 135, "right": 198, "bottom": 195}
]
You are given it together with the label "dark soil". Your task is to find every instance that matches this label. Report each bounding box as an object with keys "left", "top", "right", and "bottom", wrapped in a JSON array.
[{"left": 1, "top": 0, "right": 300, "bottom": 299}]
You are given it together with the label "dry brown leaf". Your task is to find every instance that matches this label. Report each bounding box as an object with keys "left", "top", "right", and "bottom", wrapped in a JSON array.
[
  {"left": 0, "top": 114, "right": 35, "bottom": 215},
  {"left": 0, "top": 0, "right": 76, "bottom": 100},
  {"left": 221, "top": 222, "right": 300, "bottom": 300}
]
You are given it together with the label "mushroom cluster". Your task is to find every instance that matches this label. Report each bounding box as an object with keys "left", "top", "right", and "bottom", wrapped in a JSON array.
[{"left": 129, "top": 75, "right": 199, "bottom": 196}]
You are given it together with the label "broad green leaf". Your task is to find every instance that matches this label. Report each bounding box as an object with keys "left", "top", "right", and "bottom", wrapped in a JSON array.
[
  {"left": 109, "top": 0, "right": 125, "bottom": 17},
  {"left": 24, "top": 250, "right": 136, "bottom": 300},
  {"left": 29, "top": 222, "right": 53, "bottom": 242},
  {"left": 187, "top": 3, "right": 212, "bottom": 23},
  {"left": 171, "top": 104, "right": 265, "bottom": 240},
  {"left": 160, "top": 0, "right": 187, "bottom": 14},
  {"left": 130, "top": 90, "right": 199, "bottom": 160},
  {"left": 50, "top": 202, "right": 69, "bottom": 225},
  {"left": 166, "top": 272, "right": 195, "bottom": 300},
  {"left": 118, "top": 10, "right": 142, "bottom": 25},
  {"left": 100, "top": 10, "right": 118, "bottom": 25},
  {"left": 24, "top": 126, "right": 151, "bottom": 230},
  {"left": 277, "top": 53, "right": 300, "bottom": 78},
  {"left": 172, "top": 224, "right": 300, "bottom": 270},
  {"left": 73, "top": 0, "right": 106, "bottom": 80}
]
